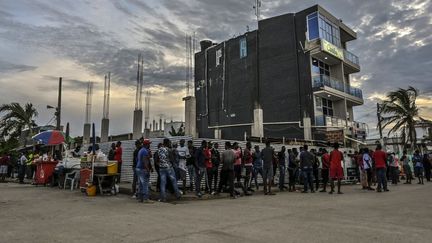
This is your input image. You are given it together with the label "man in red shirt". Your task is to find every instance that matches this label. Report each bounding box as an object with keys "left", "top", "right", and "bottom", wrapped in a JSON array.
[
  {"left": 372, "top": 144, "right": 388, "bottom": 192},
  {"left": 329, "top": 143, "right": 344, "bottom": 194},
  {"left": 320, "top": 149, "right": 330, "bottom": 192},
  {"left": 204, "top": 143, "right": 212, "bottom": 193},
  {"left": 114, "top": 141, "right": 123, "bottom": 183}
]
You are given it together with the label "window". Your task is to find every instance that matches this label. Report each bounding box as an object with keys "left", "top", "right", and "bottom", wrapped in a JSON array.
[
  {"left": 216, "top": 49, "right": 222, "bottom": 66},
  {"left": 307, "top": 13, "right": 319, "bottom": 40},
  {"left": 315, "top": 13, "right": 341, "bottom": 47},
  {"left": 239, "top": 37, "right": 247, "bottom": 58},
  {"left": 322, "top": 98, "right": 334, "bottom": 116},
  {"left": 315, "top": 96, "right": 324, "bottom": 126},
  {"left": 312, "top": 58, "right": 330, "bottom": 76}
]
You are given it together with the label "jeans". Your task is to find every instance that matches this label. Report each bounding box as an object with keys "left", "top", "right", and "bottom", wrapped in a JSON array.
[
  {"left": 187, "top": 165, "right": 195, "bottom": 189},
  {"left": 159, "top": 168, "right": 181, "bottom": 200},
  {"left": 132, "top": 167, "right": 137, "bottom": 194},
  {"left": 302, "top": 168, "right": 314, "bottom": 192},
  {"left": 252, "top": 167, "right": 263, "bottom": 189},
  {"left": 390, "top": 166, "right": 399, "bottom": 185},
  {"left": 18, "top": 165, "right": 26, "bottom": 183},
  {"left": 263, "top": 166, "right": 273, "bottom": 193},
  {"left": 376, "top": 168, "right": 387, "bottom": 190},
  {"left": 207, "top": 167, "right": 218, "bottom": 192},
  {"left": 365, "top": 168, "right": 373, "bottom": 187},
  {"left": 195, "top": 167, "right": 208, "bottom": 194},
  {"left": 279, "top": 165, "right": 286, "bottom": 189},
  {"left": 135, "top": 168, "right": 150, "bottom": 200}
]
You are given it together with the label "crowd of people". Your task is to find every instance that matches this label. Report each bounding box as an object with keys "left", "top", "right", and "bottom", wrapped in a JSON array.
[{"left": 131, "top": 138, "right": 432, "bottom": 203}]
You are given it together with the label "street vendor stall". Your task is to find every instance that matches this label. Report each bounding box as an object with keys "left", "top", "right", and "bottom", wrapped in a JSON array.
[{"left": 80, "top": 123, "right": 119, "bottom": 196}]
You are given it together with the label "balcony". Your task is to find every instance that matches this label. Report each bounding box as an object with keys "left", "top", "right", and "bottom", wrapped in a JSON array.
[
  {"left": 343, "top": 49, "right": 360, "bottom": 73},
  {"left": 312, "top": 74, "right": 363, "bottom": 105},
  {"left": 315, "top": 115, "right": 368, "bottom": 139}
]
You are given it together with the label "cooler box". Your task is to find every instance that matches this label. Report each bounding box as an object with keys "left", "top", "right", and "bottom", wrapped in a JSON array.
[{"left": 34, "top": 161, "right": 58, "bottom": 185}]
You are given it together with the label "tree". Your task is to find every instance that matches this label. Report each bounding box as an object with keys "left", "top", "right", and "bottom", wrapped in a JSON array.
[
  {"left": 169, "top": 124, "right": 185, "bottom": 136},
  {"left": 380, "top": 86, "right": 421, "bottom": 150},
  {"left": 0, "top": 102, "right": 38, "bottom": 139}
]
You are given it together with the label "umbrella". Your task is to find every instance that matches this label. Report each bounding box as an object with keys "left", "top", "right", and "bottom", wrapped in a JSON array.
[{"left": 32, "top": 130, "right": 65, "bottom": 145}]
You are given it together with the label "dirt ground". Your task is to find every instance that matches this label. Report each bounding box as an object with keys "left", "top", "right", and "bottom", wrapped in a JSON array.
[{"left": 1, "top": 181, "right": 431, "bottom": 243}]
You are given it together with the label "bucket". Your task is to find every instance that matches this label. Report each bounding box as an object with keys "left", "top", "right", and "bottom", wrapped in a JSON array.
[
  {"left": 86, "top": 185, "right": 96, "bottom": 196},
  {"left": 107, "top": 162, "right": 118, "bottom": 174}
]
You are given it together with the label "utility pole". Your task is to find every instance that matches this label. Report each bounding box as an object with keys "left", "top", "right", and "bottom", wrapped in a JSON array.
[
  {"left": 56, "top": 77, "right": 62, "bottom": 130},
  {"left": 377, "top": 103, "right": 383, "bottom": 144}
]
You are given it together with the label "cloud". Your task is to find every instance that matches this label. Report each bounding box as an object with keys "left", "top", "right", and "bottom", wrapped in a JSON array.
[{"left": 0, "top": 60, "right": 37, "bottom": 73}]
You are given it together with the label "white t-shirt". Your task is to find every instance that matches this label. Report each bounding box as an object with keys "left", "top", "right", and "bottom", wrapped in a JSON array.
[
  {"left": 176, "top": 146, "right": 190, "bottom": 171},
  {"left": 363, "top": 153, "right": 372, "bottom": 170}
]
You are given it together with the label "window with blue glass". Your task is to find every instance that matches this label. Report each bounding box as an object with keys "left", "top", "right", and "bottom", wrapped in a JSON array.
[
  {"left": 307, "top": 12, "right": 341, "bottom": 47},
  {"left": 307, "top": 12, "right": 319, "bottom": 40},
  {"left": 239, "top": 37, "right": 247, "bottom": 58}
]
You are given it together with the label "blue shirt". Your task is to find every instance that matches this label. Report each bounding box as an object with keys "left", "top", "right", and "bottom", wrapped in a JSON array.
[{"left": 136, "top": 148, "right": 149, "bottom": 169}]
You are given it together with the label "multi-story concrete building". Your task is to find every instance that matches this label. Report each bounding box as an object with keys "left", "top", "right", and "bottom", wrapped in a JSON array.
[{"left": 194, "top": 5, "right": 367, "bottom": 144}]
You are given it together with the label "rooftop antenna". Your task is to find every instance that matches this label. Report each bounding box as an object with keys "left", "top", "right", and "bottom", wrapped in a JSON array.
[{"left": 253, "top": 0, "right": 262, "bottom": 23}]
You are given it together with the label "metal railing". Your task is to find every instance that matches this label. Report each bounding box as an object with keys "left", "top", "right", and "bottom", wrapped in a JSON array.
[
  {"left": 343, "top": 49, "right": 360, "bottom": 66},
  {"left": 312, "top": 74, "right": 363, "bottom": 99}
]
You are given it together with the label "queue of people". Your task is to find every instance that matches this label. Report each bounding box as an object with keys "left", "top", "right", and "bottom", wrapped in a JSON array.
[{"left": 130, "top": 138, "right": 432, "bottom": 203}]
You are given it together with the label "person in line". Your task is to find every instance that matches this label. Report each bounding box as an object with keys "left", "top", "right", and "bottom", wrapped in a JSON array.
[
  {"left": 356, "top": 149, "right": 367, "bottom": 190},
  {"left": 108, "top": 143, "right": 116, "bottom": 160},
  {"left": 114, "top": 141, "right": 123, "bottom": 183},
  {"left": 217, "top": 142, "right": 236, "bottom": 199},
  {"left": 209, "top": 143, "right": 221, "bottom": 194},
  {"left": 18, "top": 152, "right": 27, "bottom": 184},
  {"left": 329, "top": 143, "right": 344, "bottom": 194},
  {"left": 401, "top": 151, "right": 412, "bottom": 184},
  {"left": 278, "top": 146, "right": 287, "bottom": 191},
  {"left": 158, "top": 138, "right": 181, "bottom": 202},
  {"left": 194, "top": 140, "right": 209, "bottom": 198},
  {"left": 135, "top": 139, "right": 154, "bottom": 203},
  {"left": 300, "top": 145, "right": 315, "bottom": 193},
  {"left": 204, "top": 142, "right": 213, "bottom": 193},
  {"left": 287, "top": 148, "right": 298, "bottom": 192},
  {"left": 242, "top": 142, "right": 253, "bottom": 195},
  {"left": 388, "top": 151, "right": 399, "bottom": 185},
  {"left": 423, "top": 153, "right": 431, "bottom": 182},
  {"left": 262, "top": 141, "right": 275, "bottom": 195},
  {"left": 362, "top": 148, "right": 374, "bottom": 190},
  {"left": 372, "top": 144, "right": 388, "bottom": 192},
  {"left": 252, "top": 145, "right": 263, "bottom": 191},
  {"left": 320, "top": 149, "right": 330, "bottom": 192},
  {"left": 186, "top": 140, "right": 196, "bottom": 191},
  {"left": 413, "top": 150, "right": 424, "bottom": 185},
  {"left": 176, "top": 139, "right": 190, "bottom": 192},
  {"left": 131, "top": 139, "right": 142, "bottom": 198},
  {"left": 233, "top": 142, "right": 243, "bottom": 188},
  {"left": 154, "top": 143, "right": 162, "bottom": 191},
  {"left": 311, "top": 149, "right": 320, "bottom": 191}
]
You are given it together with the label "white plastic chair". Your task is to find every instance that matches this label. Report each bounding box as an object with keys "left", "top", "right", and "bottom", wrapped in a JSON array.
[{"left": 64, "top": 170, "right": 80, "bottom": 191}]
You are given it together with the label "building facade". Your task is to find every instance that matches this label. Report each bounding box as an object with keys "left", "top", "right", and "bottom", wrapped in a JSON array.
[{"left": 195, "top": 5, "right": 366, "bottom": 143}]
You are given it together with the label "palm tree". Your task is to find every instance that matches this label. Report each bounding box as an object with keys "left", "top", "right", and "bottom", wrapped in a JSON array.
[
  {"left": 380, "top": 86, "right": 420, "bottom": 150},
  {"left": 0, "top": 102, "right": 38, "bottom": 139}
]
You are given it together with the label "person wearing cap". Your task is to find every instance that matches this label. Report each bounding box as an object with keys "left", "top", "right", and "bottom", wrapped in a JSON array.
[{"left": 135, "top": 139, "right": 154, "bottom": 203}]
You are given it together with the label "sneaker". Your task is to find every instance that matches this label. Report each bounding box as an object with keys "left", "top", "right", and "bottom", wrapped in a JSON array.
[{"left": 196, "top": 193, "right": 203, "bottom": 198}]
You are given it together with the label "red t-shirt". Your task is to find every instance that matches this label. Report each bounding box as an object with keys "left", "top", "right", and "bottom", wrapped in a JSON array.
[
  {"left": 243, "top": 148, "right": 253, "bottom": 166},
  {"left": 234, "top": 149, "right": 242, "bottom": 166},
  {"left": 321, "top": 153, "right": 330, "bottom": 169},
  {"left": 115, "top": 147, "right": 123, "bottom": 163},
  {"left": 204, "top": 148, "right": 212, "bottom": 168},
  {"left": 329, "top": 149, "right": 343, "bottom": 170},
  {"left": 373, "top": 150, "right": 387, "bottom": 168}
]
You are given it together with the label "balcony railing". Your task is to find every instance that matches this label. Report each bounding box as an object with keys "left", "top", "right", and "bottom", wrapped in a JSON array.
[
  {"left": 312, "top": 74, "right": 363, "bottom": 99},
  {"left": 343, "top": 49, "right": 360, "bottom": 66}
]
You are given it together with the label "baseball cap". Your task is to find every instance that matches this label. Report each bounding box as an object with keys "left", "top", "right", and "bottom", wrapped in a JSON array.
[{"left": 143, "top": 139, "right": 151, "bottom": 145}]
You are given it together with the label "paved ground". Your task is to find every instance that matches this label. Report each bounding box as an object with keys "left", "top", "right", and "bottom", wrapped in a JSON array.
[{"left": 1, "top": 182, "right": 431, "bottom": 243}]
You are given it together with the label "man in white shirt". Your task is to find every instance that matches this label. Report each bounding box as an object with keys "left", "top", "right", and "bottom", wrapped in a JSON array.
[
  {"left": 176, "top": 139, "right": 190, "bottom": 191},
  {"left": 19, "top": 153, "right": 27, "bottom": 184},
  {"left": 362, "top": 148, "right": 374, "bottom": 190}
]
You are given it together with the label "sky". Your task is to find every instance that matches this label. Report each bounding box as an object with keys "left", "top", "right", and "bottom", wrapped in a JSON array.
[{"left": 0, "top": 0, "right": 431, "bottom": 138}]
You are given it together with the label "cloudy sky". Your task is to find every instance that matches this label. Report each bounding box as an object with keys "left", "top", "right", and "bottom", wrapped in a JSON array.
[{"left": 0, "top": 0, "right": 431, "bottom": 138}]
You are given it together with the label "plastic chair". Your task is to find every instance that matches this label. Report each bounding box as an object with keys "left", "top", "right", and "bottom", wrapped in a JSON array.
[{"left": 64, "top": 170, "right": 80, "bottom": 191}]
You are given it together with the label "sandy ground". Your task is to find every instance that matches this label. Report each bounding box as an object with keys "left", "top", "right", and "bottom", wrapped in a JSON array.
[{"left": 1, "top": 181, "right": 431, "bottom": 243}]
